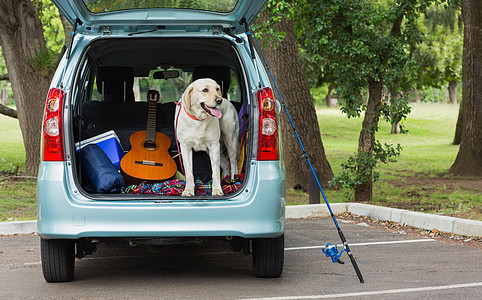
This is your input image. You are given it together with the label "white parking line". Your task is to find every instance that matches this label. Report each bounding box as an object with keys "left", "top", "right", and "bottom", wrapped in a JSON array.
[
  {"left": 285, "top": 239, "right": 435, "bottom": 251},
  {"left": 241, "top": 282, "right": 482, "bottom": 300}
]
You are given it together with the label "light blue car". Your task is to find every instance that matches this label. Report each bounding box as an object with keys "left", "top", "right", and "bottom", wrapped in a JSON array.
[{"left": 38, "top": 0, "right": 286, "bottom": 282}]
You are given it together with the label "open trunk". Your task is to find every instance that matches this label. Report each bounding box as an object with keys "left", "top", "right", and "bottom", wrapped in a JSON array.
[{"left": 69, "top": 37, "right": 251, "bottom": 199}]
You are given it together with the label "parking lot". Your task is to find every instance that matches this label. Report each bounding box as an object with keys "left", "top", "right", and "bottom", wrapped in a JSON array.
[{"left": 1, "top": 217, "right": 481, "bottom": 299}]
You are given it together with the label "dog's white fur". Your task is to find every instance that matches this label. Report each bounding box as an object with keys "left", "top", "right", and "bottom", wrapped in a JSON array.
[
  {"left": 175, "top": 78, "right": 226, "bottom": 196},
  {"left": 218, "top": 99, "right": 240, "bottom": 179}
]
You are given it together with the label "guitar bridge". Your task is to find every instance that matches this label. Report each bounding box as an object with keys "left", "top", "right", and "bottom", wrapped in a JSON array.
[{"left": 135, "top": 160, "right": 163, "bottom": 167}]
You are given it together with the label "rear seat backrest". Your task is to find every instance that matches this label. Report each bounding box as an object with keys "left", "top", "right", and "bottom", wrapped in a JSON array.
[{"left": 81, "top": 101, "right": 177, "bottom": 152}]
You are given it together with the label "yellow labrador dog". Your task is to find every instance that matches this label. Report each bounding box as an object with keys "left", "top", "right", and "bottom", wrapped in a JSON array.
[{"left": 175, "top": 78, "right": 238, "bottom": 196}]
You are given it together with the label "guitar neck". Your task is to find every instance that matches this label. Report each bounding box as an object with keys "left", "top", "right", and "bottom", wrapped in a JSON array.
[{"left": 146, "top": 93, "right": 158, "bottom": 143}]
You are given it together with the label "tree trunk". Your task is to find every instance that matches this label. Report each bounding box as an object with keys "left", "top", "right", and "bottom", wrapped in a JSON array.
[
  {"left": 0, "top": 0, "right": 53, "bottom": 175},
  {"left": 414, "top": 89, "right": 421, "bottom": 103},
  {"left": 389, "top": 90, "right": 401, "bottom": 134},
  {"left": 390, "top": 91, "right": 402, "bottom": 134},
  {"left": 453, "top": 100, "right": 463, "bottom": 145},
  {"left": 256, "top": 13, "right": 335, "bottom": 190},
  {"left": 355, "top": 78, "right": 383, "bottom": 202},
  {"left": 391, "top": 121, "right": 401, "bottom": 134},
  {"left": 449, "top": 0, "right": 482, "bottom": 176},
  {"left": 325, "top": 84, "right": 336, "bottom": 107},
  {"left": 447, "top": 80, "right": 457, "bottom": 104},
  {"left": 0, "top": 87, "right": 7, "bottom": 105}
]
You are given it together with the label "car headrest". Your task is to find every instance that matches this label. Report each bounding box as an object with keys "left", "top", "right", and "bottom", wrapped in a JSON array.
[{"left": 96, "top": 66, "right": 135, "bottom": 102}]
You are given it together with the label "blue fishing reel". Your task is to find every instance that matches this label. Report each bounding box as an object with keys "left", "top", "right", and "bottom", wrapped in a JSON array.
[{"left": 322, "top": 243, "right": 346, "bottom": 264}]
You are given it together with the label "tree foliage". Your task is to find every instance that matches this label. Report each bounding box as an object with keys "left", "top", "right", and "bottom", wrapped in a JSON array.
[
  {"left": 295, "top": 0, "right": 440, "bottom": 201},
  {"left": 82, "top": 0, "right": 237, "bottom": 13},
  {"left": 0, "top": 0, "right": 66, "bottom": 107},
  {"left": 299, "top": 0, "right": 426, "bottom": 115},
  {"left": 34, "top": 0, "right": 66, "bottom": 60},
  {"left": 330, "top": 141, "right": 402, "bottom": 189},
  {"left": 412, "top": 5, "right": 462, "bottom": 92}
]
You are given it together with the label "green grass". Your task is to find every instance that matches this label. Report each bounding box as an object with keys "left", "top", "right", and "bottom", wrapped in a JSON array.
[
  {"left": 0, "top": 178, "right": 37, "bottom": 221},
  {"left": 311, "top": 102, "right": 481, "bottom": 221},
  {"left": 0, "top": 113, "right": 25, "bottom": 173},
  {"left": 0, "top": 113, "right": 34, "bottom": 221},
  {"left": 318, "top": 103, "right": 459, "bottom": 174}
]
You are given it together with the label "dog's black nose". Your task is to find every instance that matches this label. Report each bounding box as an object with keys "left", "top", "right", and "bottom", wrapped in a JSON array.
[{"left": 215, "top": 97, "right": 223, "bottom": 105}]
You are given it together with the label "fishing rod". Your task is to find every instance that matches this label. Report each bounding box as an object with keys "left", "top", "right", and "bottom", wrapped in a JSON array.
[{"left": 249, "top": 26, "right": 364, "bottom": 284}]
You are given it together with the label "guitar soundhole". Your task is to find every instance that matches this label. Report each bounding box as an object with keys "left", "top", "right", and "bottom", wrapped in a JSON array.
[{"left": 143, "top": 141, "right": 157, "bottom": 150}]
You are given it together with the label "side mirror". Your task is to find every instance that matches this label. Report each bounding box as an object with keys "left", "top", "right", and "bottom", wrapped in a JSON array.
[{"left": 276, "top": 99, "right": 281, "bottom": 115}]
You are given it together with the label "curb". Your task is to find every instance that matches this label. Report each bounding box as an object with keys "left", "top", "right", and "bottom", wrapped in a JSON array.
[
  {"left": 0, "top": 220, "right": 37, "bottom": 236},
  {"left": 286, "top": 203, "right": 482, "bottom": 237},
  {"left": 1, "top": 203, "right": 481, "bottom": 237}
]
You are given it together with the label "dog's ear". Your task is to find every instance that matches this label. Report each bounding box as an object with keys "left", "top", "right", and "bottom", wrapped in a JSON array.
[{"left": 183, "top": 86, "right": 194, "bottom": 109}]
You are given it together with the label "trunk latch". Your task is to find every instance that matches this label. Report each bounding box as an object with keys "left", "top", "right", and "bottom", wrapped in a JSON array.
[
  {"left": 101, "top": 26, "right": 112, "bottom": 36},
  {"left": 212, "top": 26, "right": 222, "bottom": 36}
]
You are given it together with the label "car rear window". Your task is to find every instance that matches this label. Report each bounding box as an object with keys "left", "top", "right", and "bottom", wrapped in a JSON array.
[{"left": 83, "top": 0, "right": 238, "bottom": 14}]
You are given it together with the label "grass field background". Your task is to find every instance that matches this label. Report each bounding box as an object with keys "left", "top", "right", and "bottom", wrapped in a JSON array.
[
  {"left": 0, "top": 113, "right": 25, "bottom": 173},
  {"left": 318, "top": 103, "right": 459, "bottom": 175},
  {"left": 289, "top": 103, "right": 480, "bottom": 221},
  {"left": 0, "top": 103, "right": 480, "bottom": 221}
]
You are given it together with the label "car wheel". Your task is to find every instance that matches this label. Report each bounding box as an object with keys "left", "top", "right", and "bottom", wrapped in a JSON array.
[
  {"left": 252, "top": 235, "right": 284, "bottom": 278},
  {"left": 40, "top": 238, "right": 75, "bottom": 282}
]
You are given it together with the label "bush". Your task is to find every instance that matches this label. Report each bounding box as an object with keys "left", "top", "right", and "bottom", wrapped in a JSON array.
[
  {"left": 330, "top": 141, "right": 402, "bottom": 189},
  {"left": 310, "top": 84, "right": 330, "bottom": 107}
]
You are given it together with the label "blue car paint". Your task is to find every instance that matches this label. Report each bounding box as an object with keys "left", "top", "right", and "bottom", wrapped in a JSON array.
[{"left": 37, "top": 160, "right": 285, "bottom": 239}]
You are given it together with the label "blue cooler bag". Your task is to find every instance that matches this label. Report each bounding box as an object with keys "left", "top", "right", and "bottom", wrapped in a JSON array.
[{"left": 80, "top": 144, "right": 125, "bottom": 193}]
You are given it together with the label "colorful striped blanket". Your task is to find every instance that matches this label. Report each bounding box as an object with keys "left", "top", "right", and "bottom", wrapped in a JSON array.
[{"left": 122, "top": 174, "right": 244, "bottom": 196}]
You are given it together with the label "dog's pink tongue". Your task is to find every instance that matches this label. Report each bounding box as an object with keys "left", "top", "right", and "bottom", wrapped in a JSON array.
[{"left": 207, "top": 107, "right": 222, "bottom": 119}]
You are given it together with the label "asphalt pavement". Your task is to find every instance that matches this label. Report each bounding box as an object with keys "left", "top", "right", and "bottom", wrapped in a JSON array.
[{"left": 1, "top": 217, "right": 481, "bottom": 299}]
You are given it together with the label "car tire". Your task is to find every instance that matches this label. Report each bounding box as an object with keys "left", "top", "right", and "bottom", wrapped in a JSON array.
[
  {"left": 252, "top": 235, "right": 284, "bottom": 278},
  {"left": 41, "top": 238, "right": 75, "bottom": 282}
]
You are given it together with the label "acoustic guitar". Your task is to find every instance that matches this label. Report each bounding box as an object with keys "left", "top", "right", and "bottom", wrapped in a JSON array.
[{"left": 120, "top": 90, "right": 177, "bottom": 182}]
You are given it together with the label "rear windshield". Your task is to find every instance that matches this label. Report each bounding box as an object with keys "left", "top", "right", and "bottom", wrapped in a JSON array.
[{"left": 83, "top": 0, "right": 238, "bottom": 14}]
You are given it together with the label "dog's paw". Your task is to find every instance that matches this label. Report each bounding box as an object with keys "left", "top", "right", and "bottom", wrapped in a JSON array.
[
  {"left": 212, "top": 188, "right": 224, "bottom": 196},
  {"left": 182, "top": 189, "right": 195, "bottom": 197}
]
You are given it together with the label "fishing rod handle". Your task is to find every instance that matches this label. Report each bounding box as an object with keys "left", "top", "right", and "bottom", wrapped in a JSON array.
[{"left": 338, "top": 228, "right": 365, "bottom": 283}]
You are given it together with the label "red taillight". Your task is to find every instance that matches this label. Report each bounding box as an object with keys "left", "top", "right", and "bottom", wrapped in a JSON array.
[
  {"left": 42, "top": 88, "right": 64, "bottom": 161},
  {"left": 257, "top": 87, "right": 279, "bottom": 161}
]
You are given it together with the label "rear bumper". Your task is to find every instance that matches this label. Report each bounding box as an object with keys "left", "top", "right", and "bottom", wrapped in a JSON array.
[{"left": 37, "top": 161, "right": 285, "bottom": 239}]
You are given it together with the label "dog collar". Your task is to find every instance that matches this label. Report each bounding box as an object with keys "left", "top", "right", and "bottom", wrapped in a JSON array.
[{"left": 182, "top": 104, "right": 205, "bottom": 121}]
